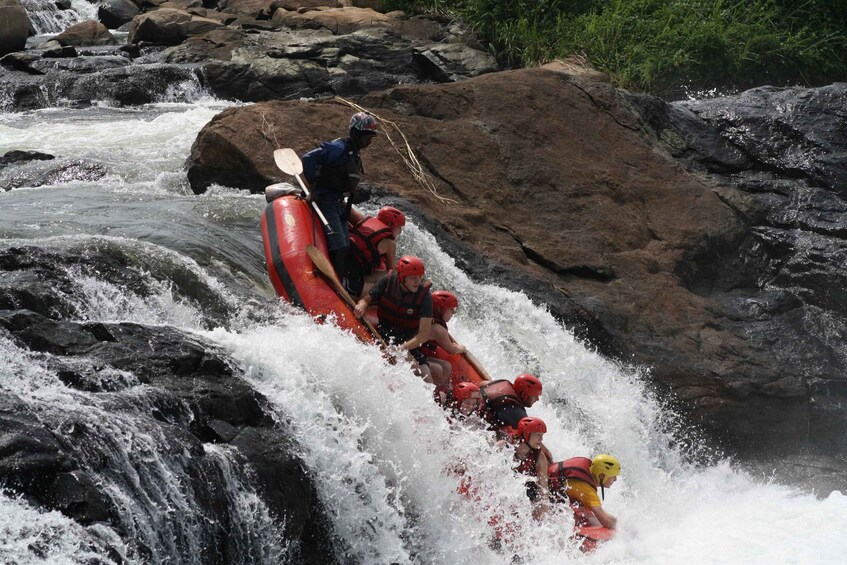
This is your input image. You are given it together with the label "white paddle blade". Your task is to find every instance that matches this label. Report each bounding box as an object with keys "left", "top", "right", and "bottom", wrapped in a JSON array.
[{"left": 273, "top": 148, "right": 303, "bottom": 175}]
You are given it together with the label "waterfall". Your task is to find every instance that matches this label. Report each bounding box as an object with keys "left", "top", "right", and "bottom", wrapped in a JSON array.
[
  {"left": 21, "top": 0, "right": 99, "bottom": 36},
  {"left": 1, "top": 101, "right": 845, "bottom": 564}
]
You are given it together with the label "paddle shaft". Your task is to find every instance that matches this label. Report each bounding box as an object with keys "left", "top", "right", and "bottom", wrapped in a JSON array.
[
  {"left": 463, "top": 350, "right": 493, "bottom": 382},
  {"left": 306, "top": 245, "right": 387, "bottom": 348},
  {"left": 273, "top": 149, "right": 333, "bottom": 234}
]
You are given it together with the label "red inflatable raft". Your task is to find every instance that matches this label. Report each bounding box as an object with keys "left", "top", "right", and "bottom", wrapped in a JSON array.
[
  {"left": 260, "top": 194, "right": 613, "bottom": 552},
  {"left": 260, "top": 194, "right": 486, "bottom": 385}
]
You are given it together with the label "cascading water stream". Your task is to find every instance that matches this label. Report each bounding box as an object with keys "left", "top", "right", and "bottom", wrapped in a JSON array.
[
  {"left": 20, "top": 0, "right": 98, "bottom": 36},
  {"left": 2, "top": 94, "right": 846, "bottom": 563}
]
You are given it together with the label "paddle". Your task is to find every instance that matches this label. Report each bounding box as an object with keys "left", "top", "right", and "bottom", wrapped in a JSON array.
[
  {"left": 463, "top": 350, "right": 493, "bottom": 382},
  {"left": 273, "top": 148, "right": 333, "bottom": 233},
  {"left": 305, "top": 244, "right": 388, "bottom": 348},
  {"left": 446, "top": 333, "right": 492, "bottom": 382}
]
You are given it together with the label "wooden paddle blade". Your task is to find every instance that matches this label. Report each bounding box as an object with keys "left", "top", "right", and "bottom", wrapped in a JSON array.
[
  {"left": 273, "top": 148, "right": 303, "bottom": 175},
  {"left": 305, "top": 245, "right": 344, "bottom": 294}
]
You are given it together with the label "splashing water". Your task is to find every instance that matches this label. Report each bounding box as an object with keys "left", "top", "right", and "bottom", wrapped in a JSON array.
[{"left": 1, "top": 102, "right": 845, "bottom": 564}]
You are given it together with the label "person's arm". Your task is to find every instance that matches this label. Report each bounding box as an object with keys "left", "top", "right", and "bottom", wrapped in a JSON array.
[
  {"left": 531, "top": 450, "right": 551, "bottom": 520},
  {"left": 590, "top": 505, "right": 617, "bottom": 529},
  {"left": 540, "top": 442, "right": 553, "bottom": 464},
  {"left": 377, "top": 239, "right": 397, "bottom": 271},
  {"left": 353, "top": 294, "right": 371, "bottom": 318},
  {"left": 402, "top": 317, "right": 433, "bottom": 351},
  {"left": 355, "top": 275, "right": 386, "bottom": 318},
  {"left": 348, "top": 207, "right": 365, "bottom": 227},
  {"left": 535, "top": 450, "right": 550, "bottom": 499},
  {"left": 432, "top": 324, "right": 466, "bottom": 355}
]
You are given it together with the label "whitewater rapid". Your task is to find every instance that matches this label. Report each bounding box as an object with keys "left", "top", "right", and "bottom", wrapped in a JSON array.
[{"left": 2, "top": 99, "right": 846, "bottom": 563}]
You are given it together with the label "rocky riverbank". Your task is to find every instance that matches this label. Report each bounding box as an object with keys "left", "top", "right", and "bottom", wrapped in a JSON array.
[{"left": 1, "top": 1, "right": 497, "bottom": 111}]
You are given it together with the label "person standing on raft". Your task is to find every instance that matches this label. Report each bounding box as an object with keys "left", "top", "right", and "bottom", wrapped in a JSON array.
[
  {"left": 300, "top": 112, "right": 378, "bottom": 279},
  {"left": 548, "top": 454, "right": 621, "bottom": 529},
  {"left": 353, "top": 255, "right": 448, "bottom": 389}
]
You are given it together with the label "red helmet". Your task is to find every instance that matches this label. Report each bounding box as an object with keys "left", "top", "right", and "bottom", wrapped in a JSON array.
[
  {"left": 349, "top": 112, "right": 378, "bottom": 135},
  {"left": 377, "top": 206, "right": 406, "bottom": 229},
  {"left": 396, "top": 255, "right": 424, "bottom": 281},
  {"left": 432, "top": 290, "right": 458, "bottom": 319},
  {"left": 453, "top": 382, "right": 480, "bottom": 407},
  {"left": 517, "top": 416, "right": 547, "bottom": 443},
  {"left": 513, "top": 373, "right": 542, "bottom": 404}
]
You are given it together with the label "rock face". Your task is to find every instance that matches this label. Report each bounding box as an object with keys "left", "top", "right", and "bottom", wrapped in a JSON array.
[
  {"left": 0, "top": 245, "right": 336, "bottom": 563},
  {"left": 186, "top": 68, "right": 847, "bottom": 459}
]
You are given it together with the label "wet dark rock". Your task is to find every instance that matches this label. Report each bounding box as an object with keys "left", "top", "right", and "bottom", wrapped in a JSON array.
[
  {"left": 41, "top": 40, "right": 78, "bottom": 58},
  {"left": 1, "top": 157, "right": 107, "bottom": 190},
  {"left": 43, "top": 471, "right": 113, "bottom": 524},
  {"left": 0, "top": 244, "right": 334, "bottom": 563},
  {"left": 99, "top": 0, "right": 141, "bottom": 30},
  {"left": 0, "top": 150, "right": 55, "bottom": 166},
  {"left": 2, "top": 63, "right": 203, "bottom": 111},
  {"left": 0, "top": 396, "right": 74, "bottom": 483},
  {"left": 0, "top": 51, "right": 44, "bottom": 74}
]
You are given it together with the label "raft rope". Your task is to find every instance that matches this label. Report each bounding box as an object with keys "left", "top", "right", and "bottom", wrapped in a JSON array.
[{"left": 334, "top": 97, "right": 457, "bottom": 206}]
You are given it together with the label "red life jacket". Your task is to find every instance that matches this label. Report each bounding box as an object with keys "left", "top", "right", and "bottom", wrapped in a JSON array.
[
  {"left": 479, "top": 380, "right": 522, "bottom": 425},
  {"left": 420, "top": 317, "right": 446, "bottom": 357},
  {"left": 377, "top": 271, "right": 432, "bottom": 332},
  {"left": 514, "top": 444, "right": 542, "bottom": 477},
  {"left": 548, "top": 457, "right": 598, "bottom": 494},
  {"left": 349, "top": 217, "right": 394, "bottom": 274}
]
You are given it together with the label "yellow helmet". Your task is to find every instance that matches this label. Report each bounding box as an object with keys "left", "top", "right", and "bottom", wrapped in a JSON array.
[{"left": 590, "top": 454, "right": 621, "bottom": 480}]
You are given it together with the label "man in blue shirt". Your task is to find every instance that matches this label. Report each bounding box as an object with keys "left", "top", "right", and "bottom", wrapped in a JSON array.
[{"left": 301, "top": 112, "right": 378, "bottom": 279}]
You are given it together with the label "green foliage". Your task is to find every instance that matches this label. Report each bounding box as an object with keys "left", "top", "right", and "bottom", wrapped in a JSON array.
[{"left": 383, "top": 0, "right": 847, "bottom": 95}]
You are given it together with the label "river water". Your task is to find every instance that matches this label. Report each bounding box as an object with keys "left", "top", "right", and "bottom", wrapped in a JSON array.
[{"left": 2, "top": 9, "right": 846, "bottom": 565}]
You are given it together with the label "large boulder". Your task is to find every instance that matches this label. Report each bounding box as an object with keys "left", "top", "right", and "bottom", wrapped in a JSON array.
[
  {"left": 127, "top": 8, "right": 223, "bottom": 45},
  {"left": 55, "top": 20, "right": 117, "bottom": 46},
  {"left": 0, "top": 0, "right": 29, "bottom": 55},
  {"left": 273, "top": 6, "right": 392, "bottom": 34},
  {"left": 98, "top": 0, "right": 141, "bottom": 30},
  {"left": 186, "top": 68, "right": 847, "bottom": 459}
]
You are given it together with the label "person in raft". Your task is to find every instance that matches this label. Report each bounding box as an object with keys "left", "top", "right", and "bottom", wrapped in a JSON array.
[
  {"left": 419, "top": 290, "right": 468, "bottom": 402},
  {"left": 353, "top": 255, "right": 449, "bottom": 389},
  {"left": 300, "top": 111, "right": 378, "bottom": 279},
  {"left": 343, "top": 206, "right": 406, "bottom": 299},
  {"left": 548, "top": 454, "right": 621, "bottom": 529},
  {"left": 452, "top": 381, "right": 483, "bottom": 420},
  {"left": 512, "top": 416, "right": 551, "bottom": 520},
  {"left": 480, "top": 373, "right": 555, "bottom": 462}
]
